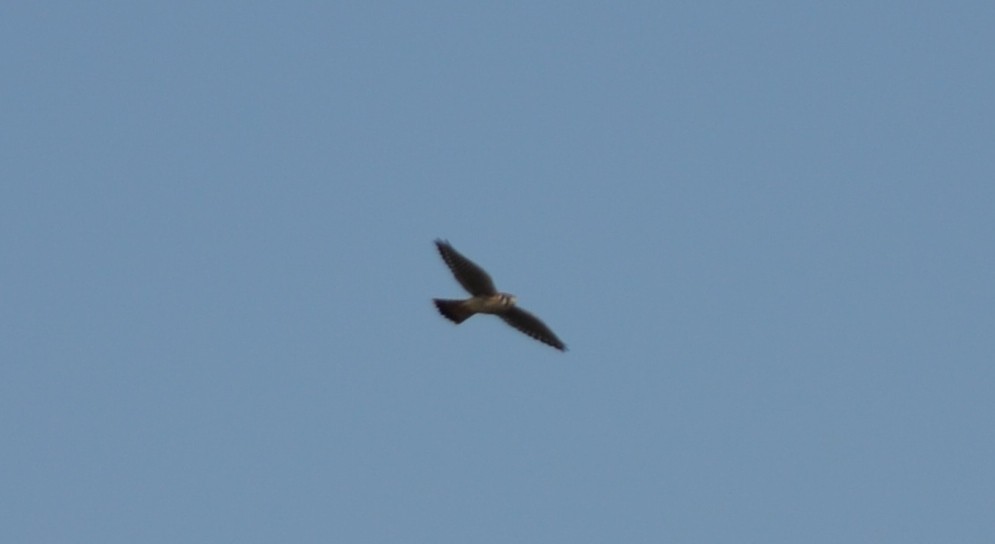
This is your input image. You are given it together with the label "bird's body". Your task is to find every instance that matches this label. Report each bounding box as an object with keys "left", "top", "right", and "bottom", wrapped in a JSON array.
[
  {"left": 433, "top": 293, "right": 516, "bottom": 323},
  {"left": 432, "top": 240, "right": 566, "bottom": 351}
]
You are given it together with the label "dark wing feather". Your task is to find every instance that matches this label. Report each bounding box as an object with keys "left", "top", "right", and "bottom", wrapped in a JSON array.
[
  {"left": 435, "top": 240, "right": 497, "bottom": 296},
  {"left": 499, "top": 306, "right": 567, "bottom": 351}
]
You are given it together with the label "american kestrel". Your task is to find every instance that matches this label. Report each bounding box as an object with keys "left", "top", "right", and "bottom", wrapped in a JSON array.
[{"left": 433, "top": 239, "right": 567, "bottom": 351}]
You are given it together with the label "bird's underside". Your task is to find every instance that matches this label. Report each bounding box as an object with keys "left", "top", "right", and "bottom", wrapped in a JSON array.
[{"left": 433, "top": 239, "right": 566, "bottom": 351}]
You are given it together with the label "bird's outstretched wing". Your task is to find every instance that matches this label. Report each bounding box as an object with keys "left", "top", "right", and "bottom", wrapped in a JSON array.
[
  {"left": 499, "top": 306, "right": 567, "bottom": 351},
  {"left": 435, "top": 240, "right": 498, "bottom": 296}
]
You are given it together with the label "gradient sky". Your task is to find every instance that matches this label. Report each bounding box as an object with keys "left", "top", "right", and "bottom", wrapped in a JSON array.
[{"left": 3, "top": 3, "right": 994, "bottom": 542}]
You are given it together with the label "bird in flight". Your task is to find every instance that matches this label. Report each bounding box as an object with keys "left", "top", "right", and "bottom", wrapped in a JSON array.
[{"left": 432, "top": 239, "right": 567, "bottom": 351}]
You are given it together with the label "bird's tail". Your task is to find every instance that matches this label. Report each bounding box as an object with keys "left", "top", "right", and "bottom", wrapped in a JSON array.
[{"left": 434, "top": 299, "right": 474, "bottom": 324}]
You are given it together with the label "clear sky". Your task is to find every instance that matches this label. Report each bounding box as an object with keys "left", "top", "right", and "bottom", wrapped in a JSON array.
[{"left": 3, "top": 3, "right": 994, "bottom": 542}]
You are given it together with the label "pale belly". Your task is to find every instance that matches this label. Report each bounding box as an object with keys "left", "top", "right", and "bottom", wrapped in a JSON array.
[{"left": 466, "top": 294, "right": 515, "bottom": 314}]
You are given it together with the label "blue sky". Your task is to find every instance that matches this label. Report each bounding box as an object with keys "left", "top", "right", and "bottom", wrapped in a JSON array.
[{"left": 3, "top": 3, "right": 994, "bottom": 542}]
